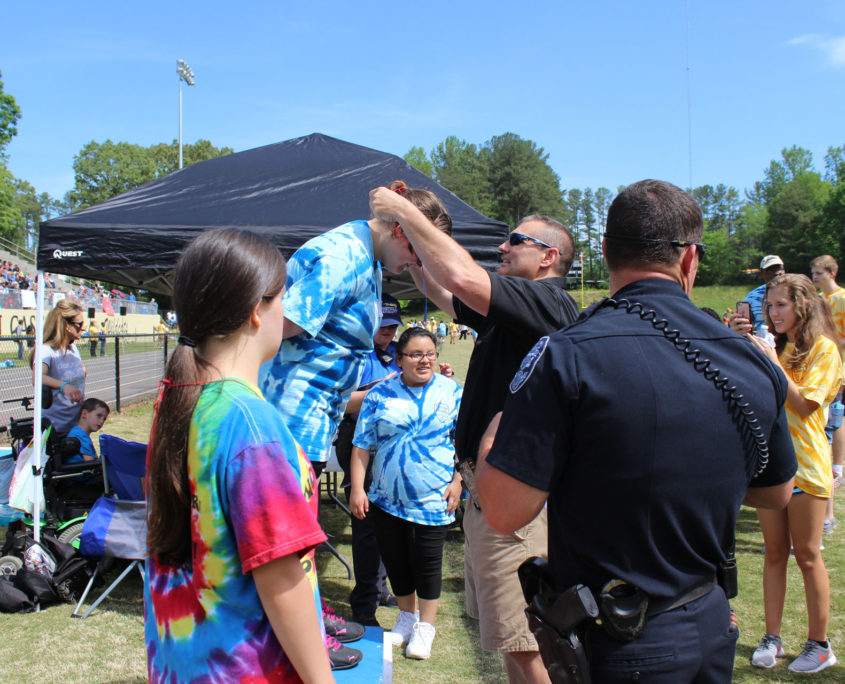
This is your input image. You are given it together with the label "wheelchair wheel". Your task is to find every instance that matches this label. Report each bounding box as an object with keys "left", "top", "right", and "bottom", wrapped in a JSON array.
[
  {"left": 0, "top": 554, "right": 22, "bottom": 577},
  {"left": 58, "top": 521, "right": 85, "bottom": 549}
]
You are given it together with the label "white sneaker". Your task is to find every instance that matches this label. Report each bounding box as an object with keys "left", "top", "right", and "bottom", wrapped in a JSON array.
[
  {"left": 406, "top": 621, "right": 436, "bottom": 660},
  {"left": 751, "top": 633, "right": 784, "bottom": 668},
  {"left": 389, "top": 610, "right": 419, "bottom": 647}
]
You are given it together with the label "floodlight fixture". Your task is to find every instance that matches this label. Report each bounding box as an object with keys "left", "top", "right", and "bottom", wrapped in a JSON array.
[{"left": 176, "top": 59, "right": 196, "bottom": 169}]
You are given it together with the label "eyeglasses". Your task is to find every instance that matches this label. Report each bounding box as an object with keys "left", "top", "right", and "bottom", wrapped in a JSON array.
[
  {"left": 400, "top": 351, "right": 438, "bottom": 361},
  {"left": 603, "top": 233, "right": 707, "bottom": 259},
  {"left": 66, "top": 319, "right": 84, "bottom": 331},
  {"left": 508, "top": 232, "right": 553, "bottom": 249}
]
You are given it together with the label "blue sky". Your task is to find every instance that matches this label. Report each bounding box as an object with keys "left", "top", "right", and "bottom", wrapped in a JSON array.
[{"left": 2, "top": 1, "right": 844, "bottom": 205}]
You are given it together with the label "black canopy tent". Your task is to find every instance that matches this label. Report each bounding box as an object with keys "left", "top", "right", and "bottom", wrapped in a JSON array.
[{"left": 37, "top": 133, "right": 508, "bottom": 296}]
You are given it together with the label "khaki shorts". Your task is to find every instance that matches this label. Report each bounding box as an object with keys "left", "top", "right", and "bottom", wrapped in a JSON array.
[{"left": 464, "top": 503, "right": 547, "bottom": 652}]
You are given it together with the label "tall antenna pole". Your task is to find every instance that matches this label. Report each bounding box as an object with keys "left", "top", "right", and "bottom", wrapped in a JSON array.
[{"left": 685, "top": 0, "right": 693, "bottom": 189}]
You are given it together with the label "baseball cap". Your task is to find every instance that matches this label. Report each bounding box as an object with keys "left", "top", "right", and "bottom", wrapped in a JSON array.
[
  {"left": 379, "top": 294, "right": 403, "bottom": 327},
  {"left": 760, "top": 255, "right": 784, "bottom": 270}
]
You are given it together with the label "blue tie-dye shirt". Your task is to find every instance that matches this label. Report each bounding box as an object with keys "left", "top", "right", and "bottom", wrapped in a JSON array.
[
  {"left": 261, "top": 221, "right": 382, "bottom": 462},
  {"left": 353, "top": 373, "right": 462, "bottom": 526}
]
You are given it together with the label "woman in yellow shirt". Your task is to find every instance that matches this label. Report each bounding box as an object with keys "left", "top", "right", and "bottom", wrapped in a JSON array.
[{"left": 748, "top": 273, "right": 843, "bottom": 673}]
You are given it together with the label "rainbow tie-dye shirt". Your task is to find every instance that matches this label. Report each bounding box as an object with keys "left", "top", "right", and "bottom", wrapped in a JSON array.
[{"left": 144, "top": 379, "right": 326, "bottom": 683}]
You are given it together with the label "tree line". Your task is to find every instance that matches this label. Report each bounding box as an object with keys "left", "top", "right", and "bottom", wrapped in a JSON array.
[
  {"left": 404, "top": 136, "right": 845, "bottom": 286},
  {"left": 1, "top": 70, "right": 842, "bottom": 285}
]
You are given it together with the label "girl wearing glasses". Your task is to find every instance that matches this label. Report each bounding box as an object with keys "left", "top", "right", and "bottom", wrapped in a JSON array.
[
  {"left": 748, "top": 274, "right": 843, "bottom": 673},
  {"left": 349, "top": 327, "right": 462, "bottom": 661},
  {"left": 32, "top": 299, "right": 87, "bottom": 435}
]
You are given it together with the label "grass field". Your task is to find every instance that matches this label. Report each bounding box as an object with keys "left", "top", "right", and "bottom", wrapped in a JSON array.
[{"left": 1, "top": 284, "right": 839, "bottom": 683}]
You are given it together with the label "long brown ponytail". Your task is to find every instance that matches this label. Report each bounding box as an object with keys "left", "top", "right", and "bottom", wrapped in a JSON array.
[{"left": 147, "top": 229, "right": 286, "bottom": 565}]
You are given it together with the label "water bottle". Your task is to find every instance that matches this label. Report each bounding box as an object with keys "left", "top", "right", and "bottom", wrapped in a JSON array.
[{"left": 756, "top": 324, "right": 776, "bottom": 348}]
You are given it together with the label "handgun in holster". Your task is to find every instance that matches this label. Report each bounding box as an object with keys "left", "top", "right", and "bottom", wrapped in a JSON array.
[
  {"left": 456, "top": 458, "right": 481, "bottom": 509},
  {"left": 519, "top": 557, "right": 599, "bottom": 684}
]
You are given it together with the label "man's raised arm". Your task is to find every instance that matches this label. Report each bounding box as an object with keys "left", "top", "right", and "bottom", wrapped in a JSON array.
[{"left": 370, "top": 187, "right": 494, "bottom": 316}]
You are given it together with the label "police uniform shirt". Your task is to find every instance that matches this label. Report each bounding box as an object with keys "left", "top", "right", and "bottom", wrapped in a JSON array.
[
  {"left": 453, "top": 273, "right": 578, "bottom": 464},
  {"left": 487, "top": 278, "right": 797, "bottom": 602}
]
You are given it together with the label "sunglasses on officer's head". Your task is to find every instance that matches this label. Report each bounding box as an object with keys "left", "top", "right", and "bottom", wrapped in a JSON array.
[{"left": 508, "top": 232, "right": 553, "bottom": 249}]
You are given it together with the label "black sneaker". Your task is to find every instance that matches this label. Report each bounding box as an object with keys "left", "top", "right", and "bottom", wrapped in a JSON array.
[
  {"left": 323, "top": 603, "right": 365, "bottom": 643},
  {"left": 327, "top": 636, "right": 363, "bottom": 670}
]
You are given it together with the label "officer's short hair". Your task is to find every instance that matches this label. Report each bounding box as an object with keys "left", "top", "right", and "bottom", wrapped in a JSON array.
[
  {"left": 516, "top": 215, "right": 575, "bottom": 276},
  {"left": 604, "top": 180, "right": 703, "bottom": 269}
]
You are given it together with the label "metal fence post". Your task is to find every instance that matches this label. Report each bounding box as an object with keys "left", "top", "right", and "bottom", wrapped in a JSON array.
[
  {"left": 163, "top": 332, "right": 168, "bottom": 372},
  {"left": 114, "top": 335, "right": 121, "bottom": 413}
]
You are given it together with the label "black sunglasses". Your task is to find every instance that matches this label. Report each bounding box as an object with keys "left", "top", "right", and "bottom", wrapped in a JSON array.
[
  {"left": 603, "top": 233, "right": 706, "bottom": 259},
  {"left": 508, "top": 232, "right": 553, "bottom": 249},
  {"left": 66, "top": 319, "right": 84, "bottom": 330}
]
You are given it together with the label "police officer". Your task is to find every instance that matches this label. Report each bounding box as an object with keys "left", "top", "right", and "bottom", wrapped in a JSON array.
[{"left": 477, "top": 180, "right": 798, "bottom": 682}]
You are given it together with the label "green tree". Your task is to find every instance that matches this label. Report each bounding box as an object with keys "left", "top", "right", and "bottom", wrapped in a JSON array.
[
  {"left": 0, "top": 70, "right": 21, "bottom": 156},
  {"left": 581, "top": 188, "right": 597, "bottom": 279},
  {"left": 591, "top": 187, "right": 613, "bottom": 280},
  {"left": 565, "top": 188, "right": 583, "bottom": 253},
  {"left": 824, "top": 145, "right": 845, "bottom": 184},
  {"left": 403, "top": 146, "right": 434, "bottom": 178},
  {"left": 482, "top": 133, "right": 564, "bottom": 226},
  {"left": 748, "top": 146, "right": 814, "bottom": 204},
  {"left": 149, "top": 139, "right": 234, "bottom": 176},
  {"left": 430, "top": 136, "right": 491, "bottom": 214},
  {"left": 68, "top": 138, "right": 233, "bottom": 209},
  {"left": 766, "top": 172, "right": 832, "bottom": 270}
]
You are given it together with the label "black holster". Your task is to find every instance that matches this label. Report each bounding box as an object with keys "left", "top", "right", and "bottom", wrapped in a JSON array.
[{"left": 519, "top": 558, "right": 598, "bottom": 684}]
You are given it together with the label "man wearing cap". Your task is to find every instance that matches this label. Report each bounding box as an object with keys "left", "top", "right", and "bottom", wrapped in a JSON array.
[
  {"left": 735, "top": 255, "right": 786, "bottom": 333},
  {"left": 370, "top": 187, "right": 578, "bottom": 684},
  {"left": 336, "top": 294, "right": 403, "bottom": 626},
  {"left": 476, "top": 180, "right": 797, "bottom": 681}
]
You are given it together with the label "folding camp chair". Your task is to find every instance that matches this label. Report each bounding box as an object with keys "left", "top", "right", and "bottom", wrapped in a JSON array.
[{"left": 71, "top": 435, "right": 147, "bottom": 619}]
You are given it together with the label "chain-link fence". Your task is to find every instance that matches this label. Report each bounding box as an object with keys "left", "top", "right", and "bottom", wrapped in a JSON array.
[{"left": 0, "top": 333, "right": 176, "bottom": 430}]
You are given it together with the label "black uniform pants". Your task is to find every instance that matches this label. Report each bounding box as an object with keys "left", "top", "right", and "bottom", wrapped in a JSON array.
[{"left": 587, "top": 587, "right": 737, "bottom": 683}]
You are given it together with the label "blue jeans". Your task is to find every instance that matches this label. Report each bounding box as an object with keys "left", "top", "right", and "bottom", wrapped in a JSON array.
[{"left": 587, "top": 587, "right": 737, "bottom": 683}]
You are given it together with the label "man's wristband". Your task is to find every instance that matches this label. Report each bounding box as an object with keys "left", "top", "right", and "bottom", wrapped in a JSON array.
[{"left": 59, "top": 381, "right": 68, "bottom": 393}]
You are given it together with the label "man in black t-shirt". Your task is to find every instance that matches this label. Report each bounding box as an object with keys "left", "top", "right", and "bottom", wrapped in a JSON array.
[
  {"left": 370, "top": 187, "right": 577, "bottom": 684},
  {"left": 477, "top": 180, "right": 797, "bottom": 682}
]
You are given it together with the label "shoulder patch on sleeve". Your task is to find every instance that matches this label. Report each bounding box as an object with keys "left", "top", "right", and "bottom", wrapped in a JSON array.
[{"left": 509, "top": 336, "right": 549, "bottom": 394}]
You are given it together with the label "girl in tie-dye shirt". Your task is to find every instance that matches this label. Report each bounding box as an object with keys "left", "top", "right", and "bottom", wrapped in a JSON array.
[
  {"left": 748, "top": 274, "right": 843, "bottom": 673},
  {"left": 144, "top": 229, "right": 333, "bottom": 684},
  {"left": 349, "top": 327, "right": 462, "bottom": 660}
]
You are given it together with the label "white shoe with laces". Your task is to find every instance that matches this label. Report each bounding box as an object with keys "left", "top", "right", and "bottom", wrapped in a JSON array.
[
  {"left": 406, "top": 621, "right": 436, "bottom": 660},
  {"left": 388, "top": 610, "right": 419, "bottom": 647},
  {"left": 751, "top": 633, "right": 784, "bottom": 668}
]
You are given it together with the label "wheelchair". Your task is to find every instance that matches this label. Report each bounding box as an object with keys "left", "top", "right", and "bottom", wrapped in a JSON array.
[{"left": 0, "top": 405, "right": 103, "bottom": 577}]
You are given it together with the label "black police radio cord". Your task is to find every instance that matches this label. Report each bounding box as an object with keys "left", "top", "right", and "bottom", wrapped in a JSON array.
[{"left": 601, "top": 297, "right": 770, "bottom": 479}]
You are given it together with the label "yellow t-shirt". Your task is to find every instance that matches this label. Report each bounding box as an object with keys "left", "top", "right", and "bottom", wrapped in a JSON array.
[
  {"left": 781, "top": 335, "right": 844, "bottom": 497},
  {"left": 823, "top": 287, "right": 845, "bottom": 362}
]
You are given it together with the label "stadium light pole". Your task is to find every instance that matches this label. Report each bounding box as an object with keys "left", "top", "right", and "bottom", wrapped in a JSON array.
[{"left": 177, "top": 59, "right": 195, "bottom": 169}]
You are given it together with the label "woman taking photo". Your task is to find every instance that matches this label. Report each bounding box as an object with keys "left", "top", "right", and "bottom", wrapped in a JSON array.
[
  {"left": 33, "top": 299, "right": 86, "bottom": 435},
  {"left": 349, "top": 327, "right": 462, "bottom": 661},
  {"left": 748, "top": 273, "right": 843, "bottom": 674}
]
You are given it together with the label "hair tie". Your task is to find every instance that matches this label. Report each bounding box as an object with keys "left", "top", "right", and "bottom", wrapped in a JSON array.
[
  {"left": 394, "top": 186, "right": 405, "bottom": 194},
  {"left": 178, "top": 335, "right": 196, "bottom": 348}
]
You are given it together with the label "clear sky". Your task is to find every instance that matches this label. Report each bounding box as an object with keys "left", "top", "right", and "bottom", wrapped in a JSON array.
[{"left": 2, "top": 1, "right": 843, "bottom": 204}]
